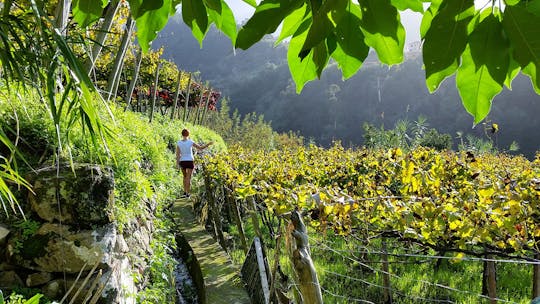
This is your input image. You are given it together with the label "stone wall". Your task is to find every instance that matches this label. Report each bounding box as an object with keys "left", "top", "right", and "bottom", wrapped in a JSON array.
[{"left": 0, "top": 164, "right": 155, "bottom": 303}]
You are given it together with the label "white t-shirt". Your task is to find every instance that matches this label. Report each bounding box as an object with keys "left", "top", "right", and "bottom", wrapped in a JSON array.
[{"left": 177, "top": 139, "right": 195, "bottom": 161}]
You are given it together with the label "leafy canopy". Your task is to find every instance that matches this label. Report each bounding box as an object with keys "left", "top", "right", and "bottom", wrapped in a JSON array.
[{"left": 35, "top": 0, "right": 540, "bottom": 124}]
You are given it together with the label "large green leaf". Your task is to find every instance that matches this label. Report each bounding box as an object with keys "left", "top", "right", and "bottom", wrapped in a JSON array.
[
  {"left": 299, "top": 0, "right": 347, "bottom": 59},
  {"left": 312, "top": 41, "right": 329, "bottom": 78},
  {"left": 129, "top": 0, "right": 173, "bottom": 52},
  {"left": 331, "top": 5, "right": 369, "bottom": 79},
  {"left": 72, "top": 0, "right": 107, "bottom": 28},
  {"left": 457, "top": 14, "right": 508, "bottom": 124},
  {"left": 236, "top": 0, "right": 304, "bottom": 50},
  {"left": 357, "top": 0, "right": 405, "bottom": 65},
  {"left": 275, "top": 4, "right": 308, "bottom": 45},
  {"left": 390, "top": 0, "right": 424, "bottom": 13},
  {"left": 182, "top": 0, "right": 209, "bottom": 46},
  {"left": 423, "top": 0, "right": 474, "bottom": 92},
  {"left": 243, "top": 0, "right": 257, "bottom": 7},
  {"left": 204, "top": 0, "right": 222, "bottom": 12},
  {"left": 287, "top": 21, "right": 318, "bottom": 93},
  {"left": 504, "top": 56, "right": 520, "bottom": 89},
  {"left": 420, "top": 0, "right": 443, "bottom": 38},
  {"left": 503, "top": 4, "right": 540, "bottom": 93},
  {"left": 208, "top": 0, "right": 237, "bottom": 44}
]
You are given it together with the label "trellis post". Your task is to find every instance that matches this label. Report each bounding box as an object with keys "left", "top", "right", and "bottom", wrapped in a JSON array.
[
  {"left": 533, "top": 253, "right": 540, "bottom": 298},
  {"left": 149, "top": 62, "right": 161, "bottom": 122},
  {"left": 170, "top": 70, "right": 182, "bottom": 119},
  {"left": 125, "top": 47, "right": 143, "bottom": 112},
  {"left": 286, "top": 210, "right": 323, "bottom": 304},
  {"left": 183, "top": 74, "right": 192, "bottom": 122}
]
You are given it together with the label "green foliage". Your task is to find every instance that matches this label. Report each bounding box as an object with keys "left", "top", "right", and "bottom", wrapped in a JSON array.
[
  {"left": 362, "top": 117, "right": 452, "bottom": 151},
  {"left": 4, "top": 292, "right": 42, "bottom": 304},
  {"left": 204, "top": 99, "right": 304, "bottom": 151}
]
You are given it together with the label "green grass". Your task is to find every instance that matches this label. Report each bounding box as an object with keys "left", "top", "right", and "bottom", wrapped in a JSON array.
[{"left": 221, "top": 213, "right": 533, "bottom": 304}]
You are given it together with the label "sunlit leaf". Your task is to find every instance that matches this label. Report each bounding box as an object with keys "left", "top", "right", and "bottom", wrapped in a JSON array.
[
  {"left": 287, "top": 21, "right": 318, "bottom": 93},
  {"left": 390, "top": 0, "right": 424, "bottom": 12},
  {"left": 130, "top": 0, "right": 173, "bottom": 52},
  {"left": 72, "top": 0, "right": 107, "bottom": 28},
  {"left": 236, "top": 0, "right": 303, "bottom": 50},
  {"left": 503, "top": 5, "right": 540, "bottom": 93},
  {"left": 423, "top": 0, "right": 475, "bottom": 92},
  {"left": 299, "top": 0, "right": 347, "bottom": 59},
  {"left": 457, "top": 14, "right": 508, "bottom": 124},
  {"left": 420, "top": 0, "right": 443, "bottom": 38},
  {"left": 181, "top": 0, "right": 209, "bottom": 47},
  {"left": 208, "top": 0, "right": 237, "bottom": 44},
  {"left": 358, "top": 0, "right": 405, "bottom": 65},
  {"left": 331, "top": 5, "right": 369, "bottom": 79},
  {"left": 275, "top": 4, "right": 308, "bottom": 45},
  {"left": 242, "top": 0, "right": 257, "bottom": 7}
]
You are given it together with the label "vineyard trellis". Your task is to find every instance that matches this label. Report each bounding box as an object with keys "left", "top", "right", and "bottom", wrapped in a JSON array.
[{"left": 198, "top": 144, "right": 540, "bottom": 303}]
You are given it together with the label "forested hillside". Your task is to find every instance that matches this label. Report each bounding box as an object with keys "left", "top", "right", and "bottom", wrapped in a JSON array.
[{"left": 154, "top": 17, "right": 540, "bottom": 158}]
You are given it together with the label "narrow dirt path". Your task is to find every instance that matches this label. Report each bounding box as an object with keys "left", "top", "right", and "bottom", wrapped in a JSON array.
[{"left": 172, "top": 198, "right": 251, "bottom": 304}]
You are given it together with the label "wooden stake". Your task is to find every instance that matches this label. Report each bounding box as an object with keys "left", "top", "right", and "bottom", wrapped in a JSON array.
[
  {"left": 170, "top": 71, "right": 183, "bottom": 119},
  {"left": 286, "top": 211, "right": 323, "bottom": 304},
  {"left": 228, "top": 188, "right": 248, "bottom": 254},
  {"left": 483, "top": 256, "right": 497, "bottom": 304},
  {"left": 381, "top": 240, "right": 393, "bottom": 304},
  {"left": 183, "top": 74, "right": 192, "bottom": 122},
  {"left": 533, "top": 253, "right": 540, "bottom": 299},
  {"left": 125, "top": 47, "right": 143, "bottom": 112},
  {"left": 149, "top": 62, "right": 161, "bottom": 122}
]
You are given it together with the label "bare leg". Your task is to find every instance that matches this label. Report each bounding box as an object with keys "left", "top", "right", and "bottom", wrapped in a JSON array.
[{"left": 182, "top": 168, "right": 193, "bottom": 194}]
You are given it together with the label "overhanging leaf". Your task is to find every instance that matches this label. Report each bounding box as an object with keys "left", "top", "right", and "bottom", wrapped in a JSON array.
[
  {"left": 287, "top": 21, "right": 318, "bottom": 93},
  {"left": 299, "top": 0, "right": 347, "bottom": 59},
  {"left": 275, "top": 4, "right": 308, "bottom": 45},
  {"left": 72, "top": 0, "right": 107, "bottom": 28},
  {"left": 503, "top": 5, "right": 540, "bottom": 93},
  {"left": 182, "top": 0, "right": 209, "bottom": 47},
  {"left": 420, "top": 0, "right": 443, "bottom": 38},
  {"left": 236, "top": 0, "right": 303, "bottom": 50},
  {"left": 331, "top": 6, "right": 369, "bottom": 79},
  {"left": 130, "top": 0, "right": 173, "bottom": 52},
  {"left": 423, "top": 0, "right": 475, "bottom": 92},
  {"left": 208, "top": 0, "right": 237, "bottom": 44},
  {"left": 358, "top": 0, "right": 405, "bottom": 65},
  {"left": 457, "top": 15, "right": 508, "bottom": 124},
  {"left": 390, "top": 0, "right": 424, "bottom": 13}
]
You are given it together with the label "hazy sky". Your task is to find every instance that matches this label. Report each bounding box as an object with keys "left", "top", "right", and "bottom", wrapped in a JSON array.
[{"left": 224, "top": 0, "right": 422, "bottom": 44}]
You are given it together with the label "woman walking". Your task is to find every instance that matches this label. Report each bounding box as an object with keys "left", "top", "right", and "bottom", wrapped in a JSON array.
[{"left": 176, "top": 128, "right": 213, "bottom": 198}]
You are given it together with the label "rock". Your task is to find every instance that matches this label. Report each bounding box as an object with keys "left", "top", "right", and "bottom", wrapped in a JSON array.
[
  {"left": 0, "top": 225, "right": 10, "bottom": 246},
  {"left": 115, "top": 234, "right": 129, "bottom": 253},
  {"left": 26, "top": 272, "right": 52, "bottom": 287},
  {"left": 0, "top": 270, "right": 24, "bottom": 288},
  {"left": 28, "top": 164, "right": 114, "bottom": 228},
  {"left": 9, "top": 223, "right": 117, "bottom": 273},
  {"left": 42, "top": 279, "right": 64, "bottom": 299}
]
